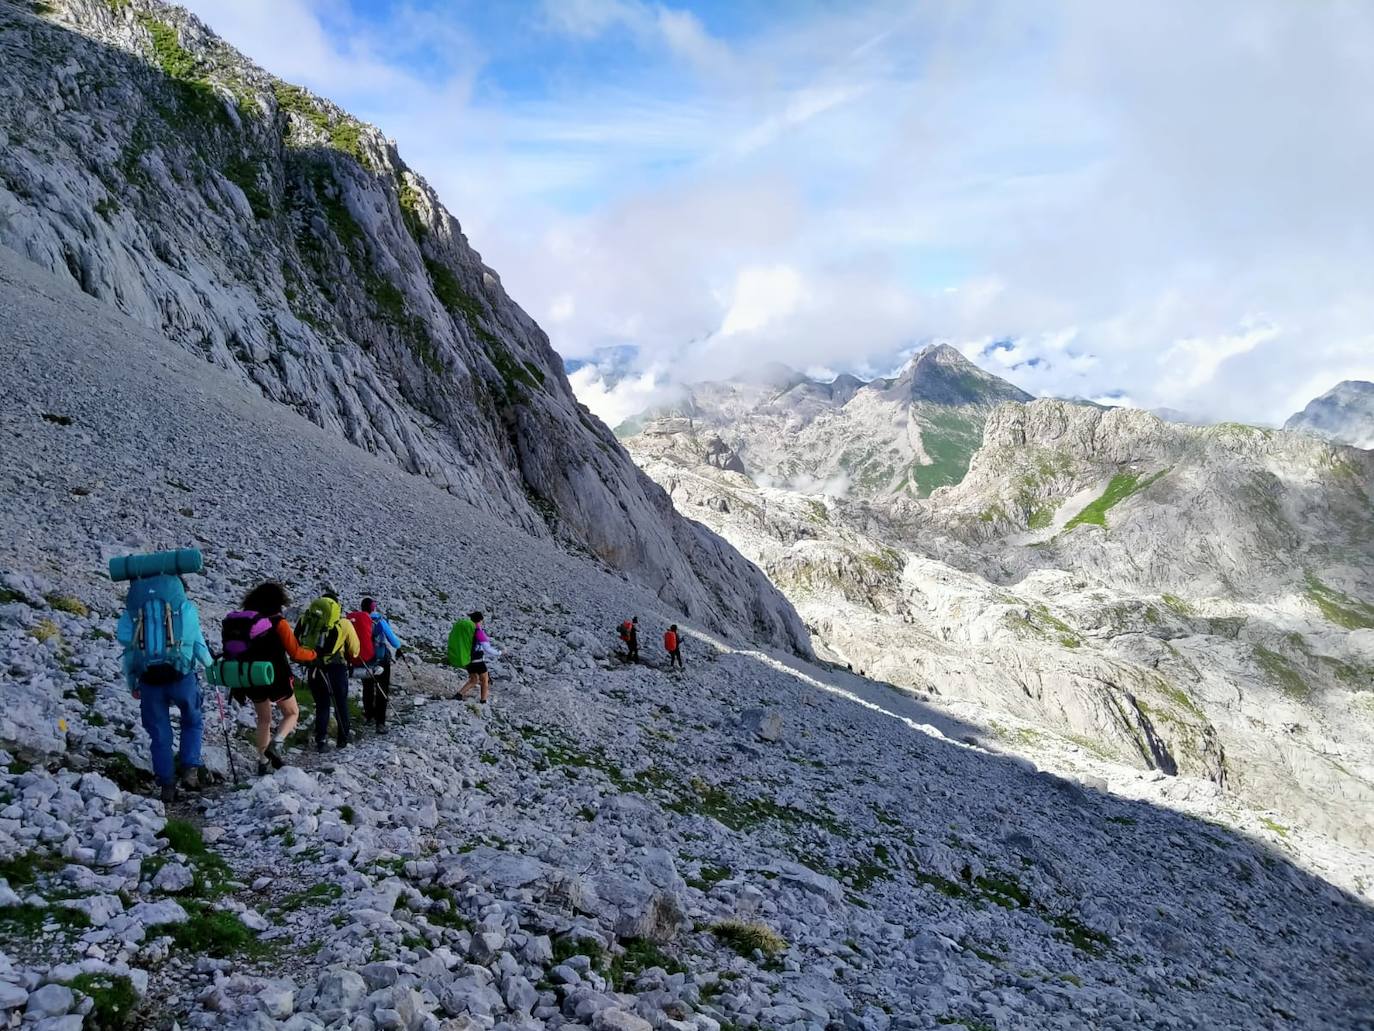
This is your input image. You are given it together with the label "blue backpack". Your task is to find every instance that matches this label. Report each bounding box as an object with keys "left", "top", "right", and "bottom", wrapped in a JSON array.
[{"left": 116, "top": 573, "right": 200, "bottom": 686}]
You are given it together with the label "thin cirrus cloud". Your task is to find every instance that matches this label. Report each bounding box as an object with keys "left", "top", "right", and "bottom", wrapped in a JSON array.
[{"left": 179, "top": 0, "right": 1374, "bottom": 427}]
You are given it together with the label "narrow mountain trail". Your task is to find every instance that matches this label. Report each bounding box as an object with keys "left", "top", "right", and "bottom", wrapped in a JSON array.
[{"left": 1, "top": 153, "right": 1372, "bottom": 1031}]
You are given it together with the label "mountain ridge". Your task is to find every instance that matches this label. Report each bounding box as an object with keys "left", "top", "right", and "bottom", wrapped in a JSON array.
[
  {"left": 0, "top": 0, "right": 807, "bottom": 653},
  {"left": 620, "top": 345, "right": 1035, "bottom": 500},
  {"left": 625, "top": 395, "right": 1374, "bottom": 852}
]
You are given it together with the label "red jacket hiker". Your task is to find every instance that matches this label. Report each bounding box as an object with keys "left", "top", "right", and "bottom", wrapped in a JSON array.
[{"left": 664, "top": 624, "right": 683, "bottom": 669}]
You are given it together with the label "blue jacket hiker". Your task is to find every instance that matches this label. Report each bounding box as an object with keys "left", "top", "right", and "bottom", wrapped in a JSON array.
[
  {"left": 111, "top": 549, "right": 213, "bottom": 804},
  {"left": 359, "top": 598, "right": 404, "bottom": 733}
]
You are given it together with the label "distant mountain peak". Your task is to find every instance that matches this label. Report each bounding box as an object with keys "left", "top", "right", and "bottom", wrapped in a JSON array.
[
  {"left": 1284, "top": 380, "right": 1374, "bottom": 449},
  {"left": 886, "top": 344, "right": 1033, "bottom": 406}
]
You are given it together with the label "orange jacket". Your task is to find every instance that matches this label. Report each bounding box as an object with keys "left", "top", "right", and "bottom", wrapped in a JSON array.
[
  {"left": 664, "top": 630, "right": 678, "bottom": 652},
  {"left": 276, "top": 620, "right": 317, "bottom": 663}
]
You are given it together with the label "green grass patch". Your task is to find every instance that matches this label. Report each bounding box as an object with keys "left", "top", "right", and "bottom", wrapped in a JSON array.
[
  {"left": 157, "top": 819, "right": 232, "bottom": 897},
  {"left": 1260, "top": 817, "right": 1289, "bottom": 838},
  {"left": 274, "top": 84, "right": 368, "bottom": 163},
  {"left": 0, "top": 904, "right": 90, "bottom": 936},
  {"left": 1304, "top": 575, "right": 1374, "bottom": 630},
  {"left": 685, "top": 863, "right": 731, "bottom": 891},
  {"left": 909, "top": 410, "right": 984, "bottom": 497},
  {"left": 144, "top": 17, "right": 197, "bottom": 80},
  {"left": 169, "top": 904, "right": 269, "bottom": 958},
  {"left": 398, "top": 180, "right": 426, "bottom": 240},
  {"left": 223, "top": 158, "right": 272, "bottom": 219},
  {"left": 30, "top": 619, "right": 61, "bottom": 644},
  {"left": 0, "top": 850, "right": 67, "bottom": 886},
  {"left": 419, "top": 884, "right": 472, "bottom": 930},
  {"left": 976, "top": 873, "right": 1031, "bottom": 909},
  {"left": 138, "top": 16, "right": 223, "bottom": 123},
  {"left": 1027, "top": 504, "right": 1056, "bottom": 530},
  {"left": 65, "top": 973, "right": 138, "bottom": 1030},
  {"left": 1254, "top": 646, "right": 1310, "bottom": 701},
  {"left": 45, "top": 594, "right": 88, "bottom": 616},
  {"left": 1045, "top": 912, "right": 1110, "bottom": 956},
  {"left": 1064, "top": 468, "right": 1170, "bottom": 530},
  {"left": 861, "top": 548, "right": 904, "bottom": 576},
  {"left": 275, "top": 882, "right": 343, "bottom": 913},
  {"left": 552, "top": 934, "right": 606, "bottom": 967},
  {"left": 609, "top": 937, "right": 686, "bottom": 986},
  {"left": 710, "top": 919, "right": 787, "bottom": 957}
]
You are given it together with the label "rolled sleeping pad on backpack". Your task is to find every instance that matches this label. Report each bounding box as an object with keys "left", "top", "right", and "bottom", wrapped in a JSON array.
[
  {"left": 206, "top": 659, "right": 275, "bottom": 690},
  {"left": 108, "top": 548, "right": 203, "bottom": 582}
]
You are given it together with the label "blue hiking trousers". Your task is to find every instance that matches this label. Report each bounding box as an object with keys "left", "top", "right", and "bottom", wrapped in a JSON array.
[{"left": 138, "top": 671, "right": 203, "bottom": 786}]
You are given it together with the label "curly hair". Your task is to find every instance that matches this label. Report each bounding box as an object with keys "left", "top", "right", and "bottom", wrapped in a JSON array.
[{"left": 242, "top": 581, "right": 290, "bottom": 616}]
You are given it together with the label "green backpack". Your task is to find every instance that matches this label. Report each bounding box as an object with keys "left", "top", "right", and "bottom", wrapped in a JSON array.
[
  {"left": 296, "top": 596, "right": 345, "bottom": 662},
  {"left": 447, "top": 618, "right": 475, "bottom": 669}
]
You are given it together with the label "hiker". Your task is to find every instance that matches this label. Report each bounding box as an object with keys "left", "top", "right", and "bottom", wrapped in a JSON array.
[
  {"left": 617, "top": 616, "right": 640, "bottom": 662},
  {"left": 351, "top": 597, "right": 405, "bottom": 734},
  {"left": 112, "top": 549, "right": 213, "bottom": 803},
  {"left": 664, "top": 624, "right": 684, "bottom": 669},
  {"left": 296, "top": 592, "right": 360, "bottom": 751},
  {"left": 448, "top": 610, "right": 493, "bottom": 703},
  {"left": 224, "top": 582, "right": 317, "bottom": 775}
]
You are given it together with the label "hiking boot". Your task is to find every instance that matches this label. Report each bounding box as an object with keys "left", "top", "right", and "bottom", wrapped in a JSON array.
[
  {"left": 375, "top": 723, "right": 388, "bottom": 735},
  {"left": 257, "top": 759, "right": 270, "bottom": 777},
  {"left": 264, "top": 741, "right": 284, "bottom": 769},
  {"left": 315, "top": 740, "right": 331, "bottom": 753},
  {"left": 180, "top": 766, "right": 205, "bottom": 791},
  {"left": 159, "top": 783, "right": 177, "bottom": 804}
]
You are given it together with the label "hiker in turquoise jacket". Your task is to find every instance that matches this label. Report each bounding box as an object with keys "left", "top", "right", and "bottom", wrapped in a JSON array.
[{"left": 116, "top": 572, "right": 213, "bottom": 803}]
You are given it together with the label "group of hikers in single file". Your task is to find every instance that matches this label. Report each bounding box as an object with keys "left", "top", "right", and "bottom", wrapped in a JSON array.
[{"left": 111, "top": 548, "right": 686, "bottom": 802}]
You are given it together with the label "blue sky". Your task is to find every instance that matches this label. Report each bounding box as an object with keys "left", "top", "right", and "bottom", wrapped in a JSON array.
[{"left": 182, "top": 0, "right": 1374, "bottom": 427}]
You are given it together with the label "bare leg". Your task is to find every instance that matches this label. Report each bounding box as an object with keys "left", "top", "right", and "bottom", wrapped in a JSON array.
[
  {"left": 479, "top": 672, "right": 491, "bottom": 703},
  {"left": 458, "top": 673, "right": 479, "bottom": 699},
  {"left": 253, "top": 700, "right": 272, "bottom": 754},
  {"left": 275, "top": 696, "right": 299, "bottom": 742}
]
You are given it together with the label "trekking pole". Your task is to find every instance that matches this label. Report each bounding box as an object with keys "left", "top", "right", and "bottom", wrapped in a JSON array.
[{"left": 213, "top": 684, "right": 238, "bottom": 787}]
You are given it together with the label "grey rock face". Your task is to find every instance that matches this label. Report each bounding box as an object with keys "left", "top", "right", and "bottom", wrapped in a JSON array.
[
  {"left": 740, "top": 708, "right": 782, "bottom": 742},
  {"left": 628, "top": 395, "right": 1374, "bottom": 851},
  {"left": 0, "top": 0, "right": 806, "bottom": 655},
  {"left": 1284, "top": 380, "right": 1374, "bottom": 449}
]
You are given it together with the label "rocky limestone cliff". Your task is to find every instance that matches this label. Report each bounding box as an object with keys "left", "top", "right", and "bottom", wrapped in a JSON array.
[
  {"left": 0, "top": 0, "right": 807, "bottom": 652},
  {"left": 1285, "top": 380, "right": 1374, "bottom": 449},
  {"left": 941, "top": 400, "right": 1374, "bottom": 602},
  {"left": 626, "top": 402, "right": 1374, "bottom": 851}
]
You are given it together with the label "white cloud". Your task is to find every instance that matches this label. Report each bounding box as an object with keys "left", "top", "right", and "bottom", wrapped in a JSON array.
[
  {"left": 178, "top": 0, "right": 1374, "bottom": 426},
  {"left": 566, "top": 364, "right": 680, "bottom": 428},
  {"left": 720, "top": 265, "right": 805, "bottom": 337}
]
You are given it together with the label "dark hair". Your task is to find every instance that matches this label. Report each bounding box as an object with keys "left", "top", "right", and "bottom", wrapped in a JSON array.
[
  {"left": 242, "top": 581, "right": 289, "bottom": 615},
  {"left": 670, "top": 624, "right": 678, "bottom": 631},
  {"left": 323, "top": 589, "right": 339, "bottom": 602},
  {"left": 361, "top": 598, "right": 376, "bottom": 613},
  {"left": 469, "top": 610, "right": 484, "bottom": 623},
  {"left": 632, "top": 616, "right": 639, "bottom": 623}
]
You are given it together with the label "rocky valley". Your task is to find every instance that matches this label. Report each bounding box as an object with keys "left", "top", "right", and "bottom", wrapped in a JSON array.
[{"left": 0, "top": 2, "right": 1372, "bottom": 1031}]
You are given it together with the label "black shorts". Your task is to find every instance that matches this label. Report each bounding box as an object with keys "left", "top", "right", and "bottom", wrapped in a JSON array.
[
  {"left": 231, "top": 682, "right": 294, "bottom": 705},
  {"left": 466, "top": 661, "right": 487, "bottom": 675}
]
